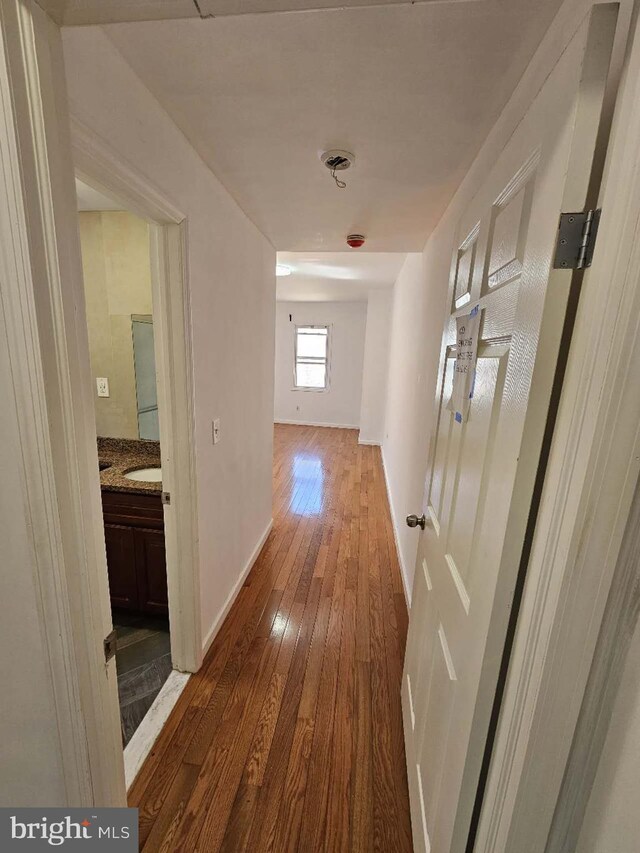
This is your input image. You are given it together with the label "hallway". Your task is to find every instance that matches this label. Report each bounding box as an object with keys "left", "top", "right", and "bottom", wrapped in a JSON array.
[{"left": 129, "top": 424, "right": 413, "bottom": 851}]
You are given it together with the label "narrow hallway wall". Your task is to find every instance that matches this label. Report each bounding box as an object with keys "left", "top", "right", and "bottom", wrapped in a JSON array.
[
  {"left": 63, "top": 28, "right": 276, "bottom": 651},
  {"left": 381, "top": 253, "right": 437, "bottom": 600},
  {"left": 359, "top": 289, "right": 393, "bottom": 445}
]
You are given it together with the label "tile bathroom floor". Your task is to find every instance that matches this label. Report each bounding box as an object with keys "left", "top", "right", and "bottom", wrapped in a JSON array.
[{"left": 113, "top": 611, "right": 172, "bottom": 746}]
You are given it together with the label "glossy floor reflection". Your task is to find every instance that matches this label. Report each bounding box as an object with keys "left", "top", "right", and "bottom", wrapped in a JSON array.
[
  {"left": 291, "top": 453, "right": 325, "bottom": 515},
  {"left": 129, "top": 424, "right": 413, "bottom": 852}
]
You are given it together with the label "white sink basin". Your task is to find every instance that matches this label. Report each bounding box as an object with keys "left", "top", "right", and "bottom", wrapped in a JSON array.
[{"left": 124, "top": 466, "right": 162, "bottom": 483}]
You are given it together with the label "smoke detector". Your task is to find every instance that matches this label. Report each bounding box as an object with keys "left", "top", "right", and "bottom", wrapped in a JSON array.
[{"left": 320, "top": 149, "right": 355, "bottom": 188}]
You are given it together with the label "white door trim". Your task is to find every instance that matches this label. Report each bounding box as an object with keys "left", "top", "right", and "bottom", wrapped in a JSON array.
[
  {"left": 71, "top": 112, "right": 203, "bottom": 674},
  {"left": 0, "top": 0, "right": 92, "bottom": 805},
  {"left": 0, "top": 0, "right": 125, "bottom": 805},
  {"left": 124, "top": 669, "right": 191, "bottom": 789},
  {"left": 0, "top": 0, "right": 201, "bottom": 805},
  {"left": 71, "top": 114, "right": 185, "bottom": 224},
  {"left": 149, "top": 221, "right": 202, "bottom": 673},
  {"left": 546, "top": 474, "right": 640, "bottom": 851},
  {"left": 474, "top": 3, "right": 640, "bottom": 849}
]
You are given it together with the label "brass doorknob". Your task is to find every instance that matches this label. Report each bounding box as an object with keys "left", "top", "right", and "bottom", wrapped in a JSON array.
[{"left": 406, "top": 513, "right": 426, "bottom": 530}]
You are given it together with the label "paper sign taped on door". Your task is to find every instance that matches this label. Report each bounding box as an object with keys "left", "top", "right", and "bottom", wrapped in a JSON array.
[{"left": 449, "top": 305, "right": 481, "bottom": 424}]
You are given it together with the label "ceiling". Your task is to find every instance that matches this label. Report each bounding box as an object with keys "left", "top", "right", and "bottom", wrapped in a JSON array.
[
  {"left": 80, "top": 0, "right": 564, "bottom": 252},
  {"left": 75, "top": 178, "right": 125, "bottom": 210},
  {"left": 75, "top": 173, "right": 405, "bottom": 299},
  {"left": 276, "top": 251, "right": 406, "bottom": 301},
  {"left": 40, "top": 0, "right": 470, "bottom": 26}
]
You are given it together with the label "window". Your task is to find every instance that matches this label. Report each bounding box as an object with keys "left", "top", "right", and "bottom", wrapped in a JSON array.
[{"left": 294, "top": 325, "right": 329, "bottom": 390}]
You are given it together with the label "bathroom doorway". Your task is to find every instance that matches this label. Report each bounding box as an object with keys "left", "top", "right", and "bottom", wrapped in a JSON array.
[
  {"left": 72, "top": 164, "right": 201, "bottom": 784},
  {"left": 76, "top": 190, "right": 171, "bottom": 748}
]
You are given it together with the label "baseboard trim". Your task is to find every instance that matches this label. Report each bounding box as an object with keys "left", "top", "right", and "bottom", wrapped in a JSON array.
[
  {"left": 125, "top": 670, "right": 190, "bottom": 790},
  {"left": 380, "top": 447, "right": 412, "bottom": 609},
  {"left": 202, "top": 518, "right": 274, "bottom": 656},
  {"left": 275, "top": 419, "right": 359, "bottom": 430},
  {"left": 358, "top": 437, "right": 382, "bottom": 446}
]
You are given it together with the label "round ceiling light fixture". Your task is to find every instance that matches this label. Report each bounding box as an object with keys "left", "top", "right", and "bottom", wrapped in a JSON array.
[
  {"left": 276, "top": 264, "right": 292, "bottom": 277},
  {"left": 320, "top": 149, "right": 355, "bottom": 189}
]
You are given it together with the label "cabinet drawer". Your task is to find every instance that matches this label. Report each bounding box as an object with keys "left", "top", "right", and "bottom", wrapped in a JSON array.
[{"left": 102, "top": 489, "right": 164, "bottom": 529}]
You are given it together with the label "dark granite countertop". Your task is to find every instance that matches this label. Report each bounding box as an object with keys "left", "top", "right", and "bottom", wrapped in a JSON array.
[{"left": 97, "top": 437, "right": 162, "bottom": 495}]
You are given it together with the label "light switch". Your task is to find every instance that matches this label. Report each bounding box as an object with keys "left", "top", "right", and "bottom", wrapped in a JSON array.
[
  {"left": 213, "top": 418, "right": 221, "bottom": 445},
  {"left": 96, "top": 377, "right": 110, "bottom": 398}
]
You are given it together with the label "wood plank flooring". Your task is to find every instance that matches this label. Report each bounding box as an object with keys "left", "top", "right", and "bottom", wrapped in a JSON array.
[{"left": 129, "top": 424, "right": 413, "bottom": 852}]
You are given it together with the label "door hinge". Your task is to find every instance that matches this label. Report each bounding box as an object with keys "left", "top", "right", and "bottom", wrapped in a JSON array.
[
  {"left": 104, "top": 629, "right": 117, "bottom": 663},
  {"left": 161, "top": 491, "right": 171, "bottom": 506},
  {"left": 553, "top": 209, "right": 601, "bottom": 270}
]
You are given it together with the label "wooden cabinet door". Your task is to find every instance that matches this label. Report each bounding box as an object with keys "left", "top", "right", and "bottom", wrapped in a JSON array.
[
  {"left": 134, "top": 528, "right": 169, "bottom": 615},
  {"left": 104, "top": 523, "right": 139, "bottom": 610}
]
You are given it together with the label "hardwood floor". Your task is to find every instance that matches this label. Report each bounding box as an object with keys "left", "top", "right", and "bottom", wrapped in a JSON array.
[{"left": 129, "top": 424, "right": 413, "bottom": 852}]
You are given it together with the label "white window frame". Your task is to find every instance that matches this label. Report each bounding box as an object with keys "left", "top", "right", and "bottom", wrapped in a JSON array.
[{"left": 293, "top": 324, "right": 330, "bottom": 392}]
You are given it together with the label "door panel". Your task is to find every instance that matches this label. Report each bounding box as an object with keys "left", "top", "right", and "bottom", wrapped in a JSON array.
[
  {"left": 401, "top": 8, "right": 617, "bottom": 853},
  {"left": 429, "top": 357, "right": 455, "bottom": 528},
  {"left": 405, "top": 557, "right": 435, "bottom": 724},
  {"left": 104, "top": 523, "right": 138, "bottom": 610},
  {"left": 485, "top": 179, "right": 533, "bottom": 292},
  {"left": 135, "top": 528, "right": 169, "bottom": 615},
  {"left": 454, "top": 227, "right": 479, "bottom": 309},
  {"left": 418, "top": 625, "right": 456, "bottom": 828},
  {"left": 445, "top": 350, "right": 507, "bottom": 592}
]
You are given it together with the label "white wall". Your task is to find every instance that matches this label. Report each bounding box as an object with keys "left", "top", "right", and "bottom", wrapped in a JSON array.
[
  {"left": 274, "top": 301, "right": 366, "bottom": 429},
  {"left": 62, "top": 28, "right": 276, "bottom": 650},
  {"left": 359, "top": 290, "right": 393, "bottom": 445},
  {"left": 577, "top": 616, "right": 640, "bottom": 853},
  {"left": 382, "top": 253, "right": 447, "bottom": 600},
  {"left": 0, "top": 311, "right": 66, "bottom": 806}
]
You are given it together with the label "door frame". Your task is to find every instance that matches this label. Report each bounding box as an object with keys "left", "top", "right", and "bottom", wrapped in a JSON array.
[
  {"left": 473, "top": 1, "right": 640, "bottom": 849},
  {"left": 0, "top": 0, "right": 200, "bottom": 805},
  {"left": 72, "top": 116, "right": 202, "bottom": 676}
]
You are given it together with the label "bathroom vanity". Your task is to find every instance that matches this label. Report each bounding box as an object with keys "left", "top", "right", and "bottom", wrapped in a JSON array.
[{"left": 98, "top": 438, "right": 168, "bottom": 616}]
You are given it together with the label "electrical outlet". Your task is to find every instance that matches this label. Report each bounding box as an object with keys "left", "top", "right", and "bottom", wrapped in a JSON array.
[
  {"left": 212, "top": 418, "right": 221, "bottom": 445},
  {"left": 96, "top": 377, "right": 110, "bottom": 398}
]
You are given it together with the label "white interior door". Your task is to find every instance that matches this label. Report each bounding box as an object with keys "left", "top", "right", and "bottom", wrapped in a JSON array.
[{"left": 401, "top": 7, "right": 618, "bottom": 853}]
